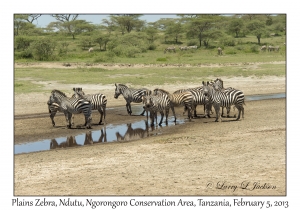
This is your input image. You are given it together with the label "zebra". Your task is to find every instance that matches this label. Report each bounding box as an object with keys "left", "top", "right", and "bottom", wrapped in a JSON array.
[
  {"left": 212, "top": 78, "right": 239, "bottom": 118},
  {"left": 116, "top": 122, "right": 149, "bottom": 141},
  {"left": 153, "top": 88, "right": 194, "bottom": 121},
  {"left": 142, "top": 94, "right": 171, "bottom": 126},
  {"left": 217, "top": 47, "right": 223, "bottom": 55},
  {"left": 73, "top": 88, "right": 107, "bottom": 125},
  {"left": 173, "top": 86, "right": 212, "bottom": 118},
  {"left": 202, "top": 81, "right": 245, "bottom": 122},
  {"left": 48, "top": 89, "right": 92, "bottom": 128},
  {"left": 47, "top": 87, "right": 86, "bottom": 127},
  {"left": 260, "top": 45, "right": 267, "bottom": 51},
  {"left": 187, "top": 45, "right": 197, "bottom": 49},
  {"left": 164, "top": 46, "right": 176, "bottom": 54},
  {"left": 179, "top": 46, "right": 188, "bottom": 51},
  {"left": 114, "top": 83, "right": 149, "bottom": 116}
]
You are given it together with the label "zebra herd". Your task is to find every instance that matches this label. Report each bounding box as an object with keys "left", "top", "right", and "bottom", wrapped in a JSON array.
[
  {"left": 47, "top": 78, "right": 245, "bottom": 129},
  {"left": 164, "top": 46, "right": 197, "bottom": 53}
]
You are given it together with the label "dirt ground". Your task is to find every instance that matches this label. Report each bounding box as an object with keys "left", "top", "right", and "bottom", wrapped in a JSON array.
[{"left": 14, "top": 76, "right": 286, "bottom": 196}]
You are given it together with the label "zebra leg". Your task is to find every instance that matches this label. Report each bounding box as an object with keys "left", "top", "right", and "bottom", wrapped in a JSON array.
[
  {"left": 165, "top": 109, "right": 169, "bottom": 125},
  {"left": 126, "top": 103, "right": 132, "bottom": 115},
  {"left": 140, "top": 107, "right": 146, "bottom": 116},
  {"left": 193, "top": 104, "right": 197, "bottom": 118},
  {"left": 150, "top": 111, "right": 155, "bottom": 126},
  {"left": 49, "top": 110, "right": 56, "bottom": 127},
  {"left": 226, "top": 106, "right": 231, "bottom": 118},
  {"left": 171, "top": 104, "right": 176, "bottom": 122},
  {"left": 71, "top": 114, "right": 75, "bottom": 126},
  {"left": 213, "top": 104, "right": 221, "bottom": 122},
  {"left": 67, "top": 112, "right": 73, "bottom": 129},
  {"left": 98, "top": 108, "right": 103, "bottom": 125},
  {"left": 159, "top": 111, "right": 164, "bottom": 126}
]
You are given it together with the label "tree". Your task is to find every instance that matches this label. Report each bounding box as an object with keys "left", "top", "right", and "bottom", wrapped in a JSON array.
[
  {"left": 24, "top": 14, "right": 42, "bottom": 23},
  {"left": 51, "top": 14, "right": 79, "bottom": 35},
  {"left": 165, "top": 22, "right": 184, "bottom": 44},
  {"left": 202, "top": 29, "right": 223, "bottom": 47},
  {"left": 144, "top": 26, "right": 159, "bottom": 43},
  {"left": 110, "top": 15, "right": 145, "bottom": 34},
  {"left": 186, "top": 15, "right": 220, "bottom": 47},
  {"left": 247, "top": 20, "right": 266, "bottom": 44},
  {"left": 14, "top": 15, "right": 37, "bottom": 36},
  {"left": 228, "top": 18, "right": 244, "bottom": 38}
]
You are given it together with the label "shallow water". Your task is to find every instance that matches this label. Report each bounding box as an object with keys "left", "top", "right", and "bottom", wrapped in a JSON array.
[{"left": 14, "top": 92, "right": 285, "bottom": 154}]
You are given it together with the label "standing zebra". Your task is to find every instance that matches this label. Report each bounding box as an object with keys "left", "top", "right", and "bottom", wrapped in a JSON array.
[
  {"left": 114, "top": 83, "right": 149, "bottom": 116},
  {"left": 173, "top": 86, "right": 212, "bottom": 118},
  {"left": 153, "top": 88, "right": 194, "bottom": 121},
  {"left": 142, "top": 94, "right": 171, "bottom": 126},
  {"left": 202, "top": 81, "right": 245, "bottom": 122},
  {"left": 73, "top": 88, "right": 107, "bottom": 125},
  {"left": 164, "top": 46, "right": 176, "bottom": 54},
  {"left": 48, "top": 89, "right": 92, "bottom": 128},
  {"left": 47, "top": 87, "right": 86, "bottom": 126},
  {"left": 213, "top": 78, "right": 237, "bottom": 117}
]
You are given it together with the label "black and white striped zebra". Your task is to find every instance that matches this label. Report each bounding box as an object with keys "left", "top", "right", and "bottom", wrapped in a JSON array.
[
  {"left": 48, "top": 89, "right": 92, "bottom": 128},
  {"left": 212, "top": 78, "right": 237, "bottom": 117},
  {"left": 173, "top": 86, "right": 212, "bottom": 118},
  {"left": 142, "top": 94, "right": 172, "bottom": 126},
  {"left": 153, "top": 88, "right": 194, "bottom": 121},
  {"left": 47, "top": 87, "right": 86, "bottom": 126},
  {"left": 73, "top": 88, "right": 107, "bottom": 125},
  {"left": 114, "top": 83, "right": 149, "bottom": 116},
  {"left": 202, "top": 81, "right": 245, "bottom": 122}
]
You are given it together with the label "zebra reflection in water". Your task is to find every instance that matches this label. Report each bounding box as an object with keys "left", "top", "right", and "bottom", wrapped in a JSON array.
[
  {"left": 50, "top": 128, "right": 107, "bottom": 149},
  {"left": 50, "top": 135, "right": 79, "bottom": 149},
  {"left": 115, "top": 121, "right": 150, "bottom": 141}
]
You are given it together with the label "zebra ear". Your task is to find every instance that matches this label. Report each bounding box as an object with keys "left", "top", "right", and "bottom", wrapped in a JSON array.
[
  {"left": 73, "top": 88, "right": 75, "bottom": 91},
  {"left": 202, "top": 81, "right": 204, "bottom": 85},
  {"left": 115, "top": 83, "right": 117, "bottom": 87}
]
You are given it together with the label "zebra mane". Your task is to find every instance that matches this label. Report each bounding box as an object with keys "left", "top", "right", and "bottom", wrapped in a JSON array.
[
  {"left": 116, "top": 83, "right": 128, "bottom": 88},
  {"left": 154, "top": 88, "right": 170, "bottom": 95},
  {"left": 51, "top": 89, "right": 67, "bottom": 97}
]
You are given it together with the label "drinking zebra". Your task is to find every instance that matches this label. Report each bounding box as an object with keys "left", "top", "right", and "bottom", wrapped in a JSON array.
[
  {"left": 202, "top": 81, "right": 245, "bottom": 122},
  {"left": 164, "top": 46, "right": 176, "bottom": 54},
  {"left": 114, "top": 83, "right": 149, "bottom": 116},
  {"left": 48, "top": 89, "right": 92, "bottom": 128},
  {"left": 73, "top": 88, "right": 107, "bottom": 125},
  {"left": 142, "top": 94, "right": 172, "bottom": 126},
  {"left": 153, "top": 88, "right": 194, "bottom": 121}
]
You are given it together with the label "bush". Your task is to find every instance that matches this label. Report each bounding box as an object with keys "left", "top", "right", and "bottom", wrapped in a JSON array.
[
  {"left": 148, "top": 44, "right": 156, "bottom": 50},
  {"left": 186, "top": 39, "right": 198, "bottom": 46},
  {"left": 156, "top": 57, "right": 167, "bottom": 61},
  {"left": 93, "top": 51, "right": 116, "bottom": 63},
  {"left": 30, "top": 38, "right": 57, "bottom": 61},
  {"left": 220, "top": 37, "right": 236, "bottom": 46},
  {"left": 15, "top": 36, "right": 33, "bottom": 50}
]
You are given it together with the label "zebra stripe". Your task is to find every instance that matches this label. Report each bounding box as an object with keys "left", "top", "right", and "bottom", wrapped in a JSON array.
[
  {"left": 173, "top": 86, "right": 212, "bottom": 118},
  {"left": 49, "top": 90, "right": 92, "bottom": 128},
  {"left": 114, "top": 83, "right": 149, "bottom": 115},
  {"left": 73, "top": 89, "right": 107, "bottom": 125},
  {"left": 202, "top": 81, "right": 245, "bottom": 122},
  {"left": 153, "top": 88, "right": 194, "bottom": 121}
]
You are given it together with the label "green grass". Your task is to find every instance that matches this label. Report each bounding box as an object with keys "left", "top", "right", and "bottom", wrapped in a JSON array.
[{"left": 14, "top": 62, "right": 286, "bottom": 94}]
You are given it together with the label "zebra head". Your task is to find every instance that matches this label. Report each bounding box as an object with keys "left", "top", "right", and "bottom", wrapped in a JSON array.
[
  {"left": 202, "top": 81, "right": 212, "bottom": 97},
  {"left": 213, "top": 78, "right": 224, "bottom": 91},
  {"left": 142, "top": 95, "right": 153, "bottom": 109},
  {"left": 114, "top": 83, "right": 123, "bottom": 99}
]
